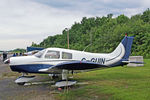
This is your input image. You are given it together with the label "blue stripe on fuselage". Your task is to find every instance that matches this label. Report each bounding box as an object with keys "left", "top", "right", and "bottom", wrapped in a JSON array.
[{"left": 10, "top": 64, "right": 53, "bottom": 73}]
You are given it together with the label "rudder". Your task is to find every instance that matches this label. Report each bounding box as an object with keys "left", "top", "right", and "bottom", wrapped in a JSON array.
[{"left": 121, "top": 36, "right": 134, "bottom": 60}]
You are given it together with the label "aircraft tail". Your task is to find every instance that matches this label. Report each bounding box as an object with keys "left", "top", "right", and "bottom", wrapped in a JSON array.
[
  {"left": 121, "top": 36, "right": 134, "bottom": 60},
  {"left": 109, "top": 36, "right": 134, "bottom": 63},
  {"left": 109, "top": 36, "right": 144, "bottom": 66}
]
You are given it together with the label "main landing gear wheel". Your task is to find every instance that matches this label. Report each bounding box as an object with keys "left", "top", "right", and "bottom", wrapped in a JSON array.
[
  {"left": 17, "top": 82, "right": 25, "bottom": 85},
  {"left": 52, "top": 75, "right": 59, "bottom": 79}
]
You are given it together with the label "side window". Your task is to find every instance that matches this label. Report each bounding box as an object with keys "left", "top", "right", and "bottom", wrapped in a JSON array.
[
  {"left": 62, "top": 52, "right": 72, "bottom": 59},
  {"left": 45, "top": 50, "right": 60, "bottom": 59}
]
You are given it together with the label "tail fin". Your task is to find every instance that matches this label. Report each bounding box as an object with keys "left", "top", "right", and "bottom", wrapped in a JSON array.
[
  {"left": 121, "top": 36, "right": 144, "bottom": 65},
  {"left": 107, "top": 36, "right": 134, "bottom": 66},
  {"left": 121, "top": 36, "right": 134, "bottom": 60}
]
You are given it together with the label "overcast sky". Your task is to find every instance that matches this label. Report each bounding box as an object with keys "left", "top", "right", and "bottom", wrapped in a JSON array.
[{"left": 0, "top": 0, "right": 149, "bottom": 50}]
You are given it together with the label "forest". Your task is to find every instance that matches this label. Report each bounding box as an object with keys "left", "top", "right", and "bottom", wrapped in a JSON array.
[{"left": 32, "top": 9, "right": 150, "bottom": 58}]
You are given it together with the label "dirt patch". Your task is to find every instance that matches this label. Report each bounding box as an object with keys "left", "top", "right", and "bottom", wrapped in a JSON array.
[{"left": 0, "top": 60, "right": 57, "bottom": 100}]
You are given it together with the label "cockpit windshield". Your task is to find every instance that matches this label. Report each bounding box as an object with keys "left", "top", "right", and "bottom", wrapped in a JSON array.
[{"left": 34, "top": 49, "right": 46, "bottom": 58}]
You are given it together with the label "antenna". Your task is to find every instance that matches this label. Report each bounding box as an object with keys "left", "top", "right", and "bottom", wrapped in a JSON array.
[{"left": 83, "top": 30, "right": 93, "bottom": 51}]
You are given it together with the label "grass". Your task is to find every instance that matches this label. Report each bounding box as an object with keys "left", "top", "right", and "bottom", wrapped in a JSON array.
[{"left": 56, "top": 59, "right": 150, "bottom": 100}]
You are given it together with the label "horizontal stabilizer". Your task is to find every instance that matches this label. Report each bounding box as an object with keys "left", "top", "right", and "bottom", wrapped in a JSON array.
[{"left": 122, "top": 61, "right": 145, "bottom": 64}]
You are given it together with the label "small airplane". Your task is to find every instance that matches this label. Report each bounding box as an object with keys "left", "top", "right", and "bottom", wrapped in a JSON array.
[{"left": 4, "top": 36, "right": 142, "bottom": 86}]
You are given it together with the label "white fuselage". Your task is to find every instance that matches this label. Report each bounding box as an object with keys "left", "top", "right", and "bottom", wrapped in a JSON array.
[{"left": 9, "top": 42, "right": 125, "bottom": 67}]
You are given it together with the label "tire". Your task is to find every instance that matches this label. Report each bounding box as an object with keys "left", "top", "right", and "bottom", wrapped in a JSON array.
[{"left": 17, "top": 82, "right": 25, "bottom": 85}]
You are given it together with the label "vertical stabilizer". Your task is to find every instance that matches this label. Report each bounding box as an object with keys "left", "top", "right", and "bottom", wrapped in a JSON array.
[
  {"left": 121, "top": 36, "right": 134, "bottom": 60},
  {"left": 107, "top": 36, "right": 134, "bottom": 66}
]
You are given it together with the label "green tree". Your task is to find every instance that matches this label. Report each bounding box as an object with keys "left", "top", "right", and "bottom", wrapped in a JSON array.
[
  {"left": 31, "top": 9, "right": 150, "bottom": 58},
  {"left": 141, "top": 8, "right": 150, "bottom": 22}
]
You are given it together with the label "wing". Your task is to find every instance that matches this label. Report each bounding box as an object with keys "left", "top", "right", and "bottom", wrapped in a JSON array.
[{"left": 39, "top": 61, "right": 108, "bottom": 72}]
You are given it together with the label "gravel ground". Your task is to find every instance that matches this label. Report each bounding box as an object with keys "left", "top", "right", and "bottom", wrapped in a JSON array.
[{"left": 0, "top": 57, "right": 56, "bottom": 100}]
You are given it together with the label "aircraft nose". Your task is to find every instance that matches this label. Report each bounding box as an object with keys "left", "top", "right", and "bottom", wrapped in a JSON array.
[{"left": 4, "top": 59, "right": 10, "bottom": 64}]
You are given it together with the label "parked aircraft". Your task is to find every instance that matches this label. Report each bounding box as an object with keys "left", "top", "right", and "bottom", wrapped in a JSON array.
[
  {"left": 24, "top": 47, "right": 44, "bottom": 56},
  {"left": 4, "top": 36, "right": 142, "bottom": 86}
]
